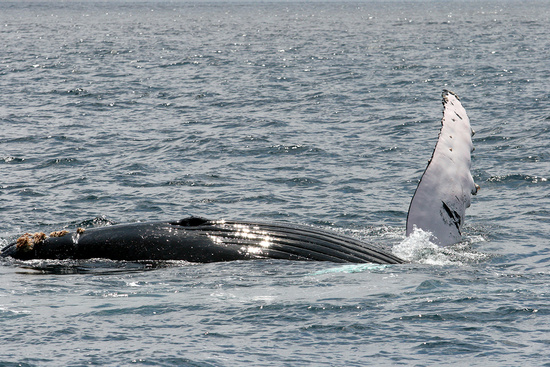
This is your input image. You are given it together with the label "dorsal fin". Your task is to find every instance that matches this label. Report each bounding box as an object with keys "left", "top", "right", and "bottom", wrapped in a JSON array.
[{"left": 406, "top": 90, "right": 478, "bottom": 246}]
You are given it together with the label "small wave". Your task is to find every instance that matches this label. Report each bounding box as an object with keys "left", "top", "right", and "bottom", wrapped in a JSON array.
[
  {"left": 0, "top": 306, "right": 31, "bottom": 315},
  {"left": 2, "top": 156, "right": 25, "bottom": 164},
  {"left": 3, "top": 258, "right": 181, "bottom": 275},
  {"left": 266, "top": 176, "right": 325, "bottom": 187},
  {"left": 76, "top": 215, "right": 117, "bottom": 228},
  {"left": 310, "top": 263, "right": 388, "bottom": 275},
  {"left": 39, "top": 157, "right": 82, "bottom": 168},
  {"left": 487, "top": 174, "right": 547, "bottom": 184},
  {"left": 392, "top": 228, "right": 490, "bottom": 265},
  {"left": 268, "top": 144, "right": 325, "bottom": 156}
]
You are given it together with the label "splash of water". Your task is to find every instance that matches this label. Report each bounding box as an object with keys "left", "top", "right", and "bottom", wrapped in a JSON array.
[{"left": 393, "top": 227, "right": 489, "bottom": 265}]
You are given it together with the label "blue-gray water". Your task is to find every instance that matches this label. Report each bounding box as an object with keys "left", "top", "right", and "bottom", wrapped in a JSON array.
[{"left": 1, "top": 1, "right": 549, "bottom": 366}]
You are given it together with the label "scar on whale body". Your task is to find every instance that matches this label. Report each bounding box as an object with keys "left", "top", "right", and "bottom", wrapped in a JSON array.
[{"left": 1, "top": 90, "right": 477, "bottom": 264}]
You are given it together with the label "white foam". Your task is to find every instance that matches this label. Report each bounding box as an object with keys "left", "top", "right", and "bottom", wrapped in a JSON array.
[
  {"left": 393, "top": 227, "right": 489, "bottom": 265},
  {"left": 393, "top": 228, "right": 451, "bottom": 265},
  {"left": 310, "top": 263, "right": 388, "bottom": 275}
]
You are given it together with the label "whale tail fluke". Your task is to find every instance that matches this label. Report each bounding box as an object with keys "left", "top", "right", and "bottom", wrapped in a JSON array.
[{"left": 406, "top": 90, "right": 478, "bottom": 246}]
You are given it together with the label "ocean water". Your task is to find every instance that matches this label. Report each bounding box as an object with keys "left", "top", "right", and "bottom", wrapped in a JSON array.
[{"left": 1, "top": 0, "right": 549, "bottom": 365}]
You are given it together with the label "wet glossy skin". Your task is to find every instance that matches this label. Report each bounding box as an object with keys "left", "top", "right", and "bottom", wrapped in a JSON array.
[{"left": 1, "top": 217, "right": 404, "bottom": 264}]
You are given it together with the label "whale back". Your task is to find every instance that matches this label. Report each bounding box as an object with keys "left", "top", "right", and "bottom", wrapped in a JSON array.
[{"left": 406, "top": 90, "right": 478, "bottom": 246}]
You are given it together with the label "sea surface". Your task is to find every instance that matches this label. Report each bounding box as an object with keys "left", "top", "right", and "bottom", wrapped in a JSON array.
[{"left": 1, "top": 0, "right": 549, "bottom": 365}]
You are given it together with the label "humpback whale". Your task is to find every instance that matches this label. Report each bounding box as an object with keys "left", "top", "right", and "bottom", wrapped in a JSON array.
[{"left": 1, "top": 90, "right": 477, "bottom": 264}]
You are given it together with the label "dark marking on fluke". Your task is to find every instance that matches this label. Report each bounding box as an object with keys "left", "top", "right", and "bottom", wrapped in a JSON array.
[
  {"left": 1, "top": 90, "right": 478, "bottom": 264},
  {"left": 441, "top": 201, "right": 462, "bottom": 233}
]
